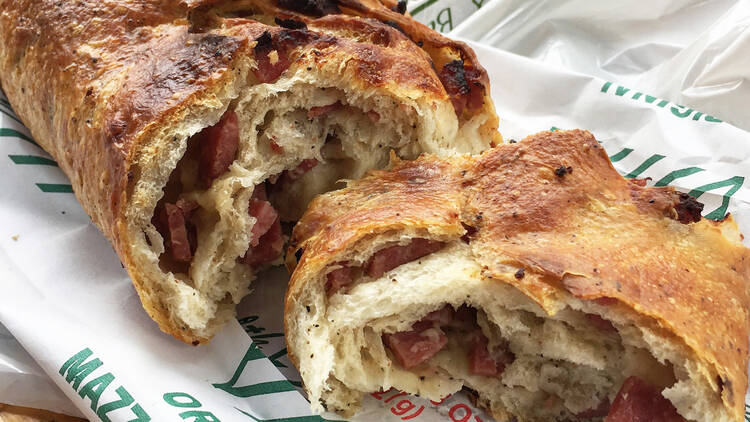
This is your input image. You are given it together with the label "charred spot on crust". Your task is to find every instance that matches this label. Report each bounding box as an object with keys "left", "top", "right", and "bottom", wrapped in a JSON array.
[
  {"left": 441, "top": 59, "right": 469, "bottom": 95},
  {"left": 439, "top": 59, "right": 485, "bottom": 116},
  {"left": 192, "top": 340, "right": 200, "bottom": 346},
  {"left": 295, "top": 247, "right": 305, "bottom": 261},
  {"left": 392, "top": 0, "right": 408, "bottom": 14},
  {"left": 254, "top": 31, "right": 273, "bottom": 52},
  {"left": 674, "top": 192, "right": 703, "bottom": 224},
  {"left": 514, "top": 268, "right": 525, "bottom": 279},
  {"left": 274, "top": 17, "right": 308, "bottom": 30},
  {"left": 277, "top": 28, "right": 332, "bottom": 49},
  {"left": 277, "top": 0, "right": 340, "bottom": 17},
  {"left": 554, "top": 165, "right": 572, "bottom": 177},
  {"left": 383, "top": 20, "right": 406, "bottom": 34}
]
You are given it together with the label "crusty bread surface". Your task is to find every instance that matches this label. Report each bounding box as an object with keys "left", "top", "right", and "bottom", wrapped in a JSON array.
[
  {"left": 285, "top": 130, "right": 750, "bottom": 422},
  {"left": 0, "top": 0, "right": 499, "bottom": 344}
]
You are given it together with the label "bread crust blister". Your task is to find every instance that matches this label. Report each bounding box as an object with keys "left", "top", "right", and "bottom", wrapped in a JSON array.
[
  {"left": 0, "top": 0, "right": 499, "bottom": 344},
  {"left": 285, "top": 130, "right": 750, "bottom": 422}
]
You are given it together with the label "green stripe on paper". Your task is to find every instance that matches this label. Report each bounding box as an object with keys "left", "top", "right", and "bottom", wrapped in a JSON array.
[
  {"left": 223, "top": 380, "right": 296, "bottom": 398},
  {"left": 624, "top": 154, "right": 665, "bottom": 178},
  {"left": 410, "top": 0, "right": 438, "bottom": 16},
  {"left": 688, "top": 176, "right": 744, "bottom": 220},
  {"left": 653, "top": 167, "right": 704, "bottom": 187},
  {"left": 9, "top": 155, "right": 58, "bottom": 166},
  {"left": 252, "top": 333, "right": 285, "bottom": 339},
  {"left": 608, "top": 148, "right": 633, "bottom": 163},
  {"left": 0, "top": 128, "right": 37, "bottom": 147},
  {"left": 36, "top": 183, "right": 73, "bottom": 193},
  {"left": 268, "top": 348, "right": 288, "bottom": 368},
  {"left": 0, "top": 107, "right": 23, "bottom": 126},
  {"left": 235, "top": 407, "right": 339, "bottom": 422}
]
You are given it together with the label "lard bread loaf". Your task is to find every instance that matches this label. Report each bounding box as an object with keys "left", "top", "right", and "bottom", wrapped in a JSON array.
[
  {"left": 285, "top": 129, "right": 750, "bottom": 422},
  {"left": 0, "top": 0, "right": 499, "bottom": 344}
]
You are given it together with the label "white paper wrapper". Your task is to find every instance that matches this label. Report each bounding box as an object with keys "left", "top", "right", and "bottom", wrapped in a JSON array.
[
  {"left": 1, "top": 3, "right": 750, "bottom": 421},
  {"left": 0, "top": 323, "right": 84, "bottom": 418}
]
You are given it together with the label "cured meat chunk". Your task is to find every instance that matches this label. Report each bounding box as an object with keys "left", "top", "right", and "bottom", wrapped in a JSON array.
[
  {"left": 606, "top": 377, "right": 686, "bottom": 422},
  {"left": 366, "top": 238, "right": 444, "bottom": 278},
  {"left": 199, "top": 111, "right": 239, "bottom": 186}
]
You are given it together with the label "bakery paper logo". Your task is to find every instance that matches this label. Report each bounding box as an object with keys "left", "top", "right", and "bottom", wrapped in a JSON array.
[
  {"left": 409, "top": 0, "right": 488, "bottom": 33},
  {"left": 59, "top": 348, "right": 151, "bottom": 421},
  {"left": 213, "top": 345, "right": 338, "bottom": 422},
  {"left": 600, "top": 81, "right": 723, "bottom": 123},
  {"left": 1, "top": 94, "right": 74, "bottom": 193}
]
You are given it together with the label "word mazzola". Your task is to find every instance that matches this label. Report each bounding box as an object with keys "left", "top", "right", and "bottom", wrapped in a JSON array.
[{"left": 59, "top": 348, "right": 151, "bottom": 421}]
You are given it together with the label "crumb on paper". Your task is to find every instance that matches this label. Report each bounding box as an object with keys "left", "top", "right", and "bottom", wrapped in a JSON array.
[{"left": 11, "top": 235, "right": 19, "bottom": 241}]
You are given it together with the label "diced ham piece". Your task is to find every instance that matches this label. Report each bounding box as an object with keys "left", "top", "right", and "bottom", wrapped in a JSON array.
[
  {"left": 241, "top": 215, "right": 284, "bottom": 268},
  {"left": 199, "top": 111, "right": 239, "bottom": 186},
  {"left": 248, "top": 200, "right": 278, "bottom": 247},
  {"left": 577, "top": 400, "right": 611, "bottom": 418},
  {"left": 159, "top": 199, "right": 199, "bottom": 263},
  {"left": 606, "top": 377, "right": 686, "bottom": 422},
  {"left": 421, "top": 305, "right": 455, "bottom": 326},
  {"left": 366, "top": 238, "right": 444, "bottom": 278},
  {"left": 383, "top": 305, "right": 513, "bottom": 377},
  {"left": 248, "top": 185, "right": 279, "bottom": 247},
  {"left": 286, "top": 158, "right": 319, "bottom": 181},
  {"left": 241, "top": 184, "right": 284, "bottom": 268},
  {"left": 253, "top": 51, "right": 291, "bottom": 84},
  {"left": 468, "top": 331, "right": 500, "bottom": 377},
  {"left": 585, "top": 313, "right": 617, "bottom": 332},
  {"left": 163, "top": 203, "right": 192, "bottom": 262},
  {"left": 383, "top": 327, "right": 448, "bottom": 369},
  {"left": 267, "top": 159, "right": 320, "bottom": 194},
  {"left": 411, "top": 306, "right": 455, "bottom": 332},
  {"left": 269, "top": 139, "right": 284, "bottom": 154},
  {"left": 175, "top": 198, "right": 199, "bottom": 216},
  {"left": 325, "top": 265, "right": 355, "bottom": 296},
  {"left": 251, "top": 183, "right": 268, "bottom": 201},
  {"left": 307, "top": 102, "right": 342, "bottom": 119}
]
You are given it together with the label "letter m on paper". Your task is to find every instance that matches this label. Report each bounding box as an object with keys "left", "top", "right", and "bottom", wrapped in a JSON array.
[{"left": 60, "top": 348, "right": 103, "bottom": 390}]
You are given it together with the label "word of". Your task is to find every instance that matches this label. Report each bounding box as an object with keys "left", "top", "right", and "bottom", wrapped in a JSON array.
[{"left": 163, "top": 392, "right": 220, "bottom": 422}]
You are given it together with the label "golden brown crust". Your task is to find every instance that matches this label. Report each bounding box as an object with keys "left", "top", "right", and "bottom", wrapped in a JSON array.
[
  {"left": 287, "top": 129, "right": 750, "bottom": 420},
  {"left": 0, "top": 1, "right": 497, "bottom": 344},
  {"left": 204, "top": 0, "right": 499, "bottom": 141}
]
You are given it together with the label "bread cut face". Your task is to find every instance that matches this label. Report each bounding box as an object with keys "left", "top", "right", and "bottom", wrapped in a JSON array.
[
  {"left": 0, "top": 2, "right": 498, "bottom": 344},
  {"left": 285, "top": 130, "right": 750, "bottom": 421}
]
